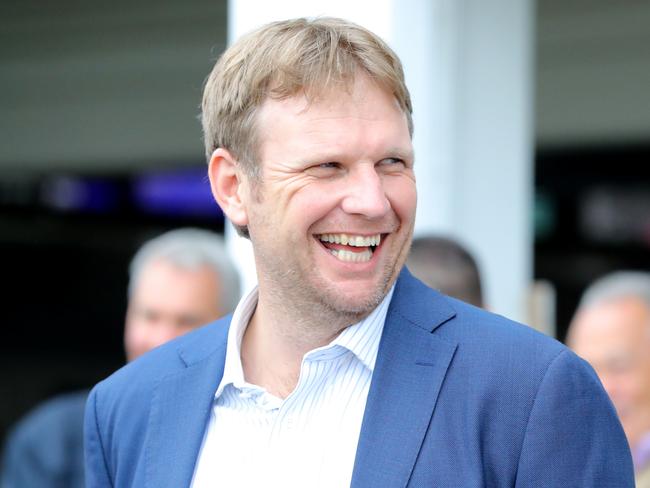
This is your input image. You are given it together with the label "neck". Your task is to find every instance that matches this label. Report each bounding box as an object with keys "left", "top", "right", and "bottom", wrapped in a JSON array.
[{"left": 240, "top": 283, "right": 364, "bottom": 398}]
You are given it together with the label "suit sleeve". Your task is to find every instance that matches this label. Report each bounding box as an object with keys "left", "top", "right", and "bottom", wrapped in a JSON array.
[
  {"left": 84, "top": 386, "right": 113, "bottom": 488},
  {"left": 515, "top": 349, "right": 635, "bottom": 487}
]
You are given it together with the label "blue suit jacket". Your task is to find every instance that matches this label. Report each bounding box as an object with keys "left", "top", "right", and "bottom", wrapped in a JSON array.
[{"left": 84, "top": 269, "right": 634, "bottom": 487}]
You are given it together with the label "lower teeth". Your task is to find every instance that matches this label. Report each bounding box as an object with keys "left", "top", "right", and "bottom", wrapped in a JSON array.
[{"left": 330, "top": 248, "right": 372, "bottom": 263}]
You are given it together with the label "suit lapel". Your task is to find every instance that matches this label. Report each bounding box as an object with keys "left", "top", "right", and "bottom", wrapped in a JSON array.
[
  {"left": 351, "top": 269, "right": 458, "bottom": 488},
  {"left": 144, "top": 322, "right": 229, "bottom": 488}
]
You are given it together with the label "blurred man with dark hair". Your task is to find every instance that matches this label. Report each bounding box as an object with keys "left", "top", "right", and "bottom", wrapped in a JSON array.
[
  {"left": 1, "top": 228, "right": 239, "bottom": 488},
  {"left": 407, "top": 235, "right": 484, "bottom": 308},
  {"left": 567, "top": 271, "right": 650, "bottom": 488}
]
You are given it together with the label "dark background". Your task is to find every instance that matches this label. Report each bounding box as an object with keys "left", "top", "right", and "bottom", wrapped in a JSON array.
[
  {"left": 534, "top": 143, "right": 650, "bottom": 341},
  {"left": 0, "top": 172, "right": 225, "bottom": 445}
]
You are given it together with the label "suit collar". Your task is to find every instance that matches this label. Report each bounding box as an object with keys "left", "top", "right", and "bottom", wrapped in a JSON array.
[
  {"left": 390, "top": 266, "right": 457, "bottom": 332},
  {"left": 177, "top": 315, "right": 231, "bottom": 366},
  {"left": 145, "top": 318, "right": 230, "bottom": 487},
  {"left": 351, "top": 268, "right": 458, "bottom": 487}
]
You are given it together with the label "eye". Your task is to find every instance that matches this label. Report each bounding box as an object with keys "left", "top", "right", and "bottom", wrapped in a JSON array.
[
  {"left": 305, "top": 161, "right": 342, "bottom": 177},
  {"left": 318, "top": 162, "right": 340, "bottom": 169},
  {"left": 377, "top": 157, "right": 406, "bottom": 169},
  {"left": 138, "top": 308, "right": 160, "bottom": 323}
]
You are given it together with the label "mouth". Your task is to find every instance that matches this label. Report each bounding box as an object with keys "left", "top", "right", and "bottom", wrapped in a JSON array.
[{"left": 315, "top": 233, "right": 383, "bottom": 263}]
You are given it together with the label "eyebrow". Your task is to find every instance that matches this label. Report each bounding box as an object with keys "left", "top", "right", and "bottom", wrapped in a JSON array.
[
  {"left": 386, "top": 147, "right": 415, "bottom": 162},
  {"left": 297, "top": 146, "right": 415, "bottom": 166}
]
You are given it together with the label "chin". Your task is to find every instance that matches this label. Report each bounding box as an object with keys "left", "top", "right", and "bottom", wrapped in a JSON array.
[{"left": 318, "top": 280, "right": 390, "bottom": 317}]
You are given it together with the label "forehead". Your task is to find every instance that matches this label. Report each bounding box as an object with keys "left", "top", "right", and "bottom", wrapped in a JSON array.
[
  {"left": 570, "top": 297, "right": 650, "bottom": 352},
  {"left": 254, "top": 74, "right": 411, "bottom": 158}
]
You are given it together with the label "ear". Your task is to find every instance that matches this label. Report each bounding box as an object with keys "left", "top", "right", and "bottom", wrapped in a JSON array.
[{"left": 208, "top": 148, "right": 250, "bottom": 227}]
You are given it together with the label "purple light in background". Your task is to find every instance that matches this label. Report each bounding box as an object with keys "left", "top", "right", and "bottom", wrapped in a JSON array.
[
  {"left": 132, "top": 167, "right": 223, "bottom": 219},
  {"left": 41, "top": 176, "right": 119, "bottom": 213}
]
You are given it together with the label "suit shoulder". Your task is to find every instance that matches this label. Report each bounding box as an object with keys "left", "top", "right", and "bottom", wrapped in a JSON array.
[
  {"left": 430, "top": 296, "right": 597, "bottom": 403},
  {"left": 93, "top": 316, "right": 230, "bottom": 403},
  {"left": 447, "top": 296, "right": 567, "bottom": 362},
  {"left": 397, "top": 270, "right": 565, "bottom": 359}
]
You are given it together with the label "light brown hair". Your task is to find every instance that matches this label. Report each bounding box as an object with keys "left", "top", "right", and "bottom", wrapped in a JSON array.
[{"left": 201, "top": 17, "right": 413, "bottom": 178}]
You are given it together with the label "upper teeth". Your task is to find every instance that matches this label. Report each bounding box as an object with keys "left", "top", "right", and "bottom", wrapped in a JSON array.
[{"left": 318, "top": 234, "right": 381, "bottom": 247}]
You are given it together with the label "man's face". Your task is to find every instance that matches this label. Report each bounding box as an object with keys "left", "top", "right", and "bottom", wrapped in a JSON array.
[
  {"left": 241, "top": 73, "right": 416, "bottom": 318},
  {"left": 568, "top": 296, "right": 650, "bottom": 447},
  {"left": 124, "top": 259, "right": 223, "bottom": 362}
]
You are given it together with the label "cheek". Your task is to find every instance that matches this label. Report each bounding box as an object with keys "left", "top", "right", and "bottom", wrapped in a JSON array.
[
  {"left": 252, "top": 178, "right": 309, "bottom": 225},
  {"left": 263, "top": 171, "right": 315, "bottom": 205},
  {"left": 147, "top": 324, "right": 178, "bottom": 347},
  {"left": 162, "top": 328, "right": 185, "bottom": 344},
  {"left": 629, "top": 371, "right": 650, "bottom": 398},
  {"left": 123, "top": 321, "right": 146, "bottom": 349},
  {"left": 386, "top": 177, "right": 417, "bottom": 220},
  {"left": 286, "top": 184, "right": 341, "bottom": 227}
]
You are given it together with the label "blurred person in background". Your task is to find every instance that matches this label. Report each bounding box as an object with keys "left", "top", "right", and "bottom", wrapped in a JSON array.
[
  {"left": 123, "top": 228, "right": 240, "bottom": 362},
  {"left": 1, "top": 228, "right": 239, "bottom": 488},
  {"left": 567, "top": 271, "right": 650, "bottom": 488},
  {"left": 406, "top": 235, "right": 484, "bottom": 308}
]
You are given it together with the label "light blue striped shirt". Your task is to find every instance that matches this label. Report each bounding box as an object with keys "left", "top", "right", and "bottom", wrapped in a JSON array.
[{"left": 190, "top": 284, "right": 395, "bottom": 487}]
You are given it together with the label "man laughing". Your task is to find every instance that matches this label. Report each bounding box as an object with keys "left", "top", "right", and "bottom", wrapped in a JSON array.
[{"left": 85, "top": 17, "right": 634, "bottom": 487}]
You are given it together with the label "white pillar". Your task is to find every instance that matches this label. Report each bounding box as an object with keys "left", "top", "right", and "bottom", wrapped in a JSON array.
[
  {"left": 454, "top": 0, "right": 534, "bottom": 322},
  {"left": 226, "top": 0, "right": 534, "bottom": 322},
  {"left": 409, "top": 0, "right": 534, "bottom": 322}
]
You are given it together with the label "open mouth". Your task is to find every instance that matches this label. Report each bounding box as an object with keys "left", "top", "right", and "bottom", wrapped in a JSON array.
[{"left": 316, "top": 233, "right": 383, "bottom": 263}]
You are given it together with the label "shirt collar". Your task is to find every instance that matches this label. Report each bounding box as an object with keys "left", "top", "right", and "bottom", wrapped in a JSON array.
[
  {"left": 214, "top": 286, "right": 258, "bottom": 399},
  {"left": 214, "top": 283, "right": 395, "bottom": 399},
  {"left": 325, "top": 284, "right": 394, "bottom": 372}
]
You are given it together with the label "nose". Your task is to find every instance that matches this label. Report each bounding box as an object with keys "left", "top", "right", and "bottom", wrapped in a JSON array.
[{"left": 340, "top": 164, "right": 390, "bottom": 219}]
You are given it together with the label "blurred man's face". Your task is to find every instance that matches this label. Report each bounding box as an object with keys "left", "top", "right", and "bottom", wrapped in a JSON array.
[
  {"left": 124, "top": 259, "right": 223, "bottom": 362},
  {"left": 568, "top": 296, "right": 650, "bottom": 448}
]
